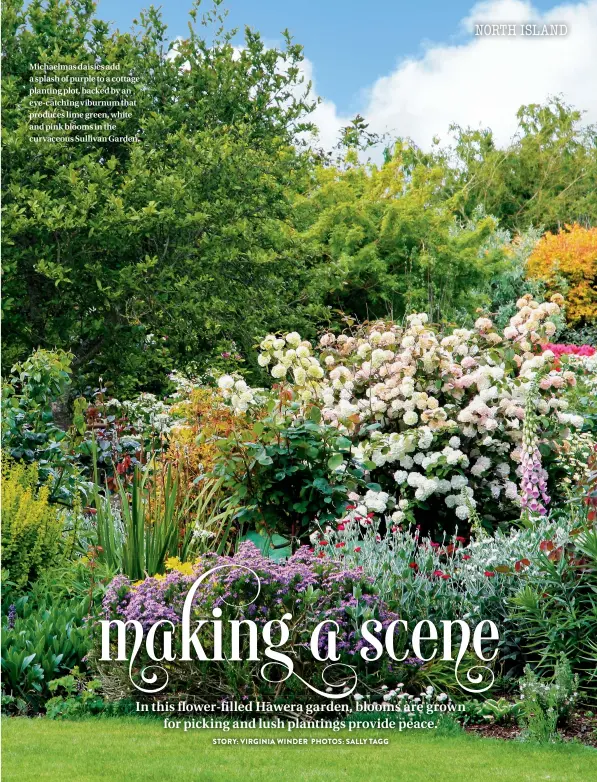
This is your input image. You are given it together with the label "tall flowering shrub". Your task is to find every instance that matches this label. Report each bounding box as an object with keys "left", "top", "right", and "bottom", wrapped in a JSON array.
[
  {"left": 527, "top": 224, "right": 597, "bottom": 325},
  {"left": 246, "top": 295, "right": 586, "bottom": 537}
]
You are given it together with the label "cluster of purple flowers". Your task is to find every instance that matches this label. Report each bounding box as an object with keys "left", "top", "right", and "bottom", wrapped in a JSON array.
[
  {"left": 519, "top": 381, "right": 551, "bottom": 517},
  {"left": 102, "top": 542, "right": 398, "bottom": 660},
  {"left": 520, "top": 444, "right": 551, "bottom": 516}
]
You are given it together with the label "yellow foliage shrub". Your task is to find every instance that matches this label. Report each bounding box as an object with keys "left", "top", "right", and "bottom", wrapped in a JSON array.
[
  {"left": 527, "top": 224, "right": 597, "bottom": 324},
  {"left": 1, "top": 460, "right": 64, "bottom": 588}
]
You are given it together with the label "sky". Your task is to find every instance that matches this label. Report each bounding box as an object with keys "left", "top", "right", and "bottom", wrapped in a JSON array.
[{"left": 95, "top": 0, "right": 597, "bottom": 150}]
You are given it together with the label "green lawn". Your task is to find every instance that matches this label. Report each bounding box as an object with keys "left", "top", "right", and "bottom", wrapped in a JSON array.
[{"left": 2, "top": 718, "right": 595, "bottom": 782}]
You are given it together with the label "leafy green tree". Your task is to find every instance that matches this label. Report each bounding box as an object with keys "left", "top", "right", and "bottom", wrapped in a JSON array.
[
  {"left": 444, "top": 98, "right": 597, "bottom": 233},
  {"left": 293, "top": 143, "right": 507, "bottom": 326},
  {"left": 2, "top": 0, "right": 321, "bottom": 394}
]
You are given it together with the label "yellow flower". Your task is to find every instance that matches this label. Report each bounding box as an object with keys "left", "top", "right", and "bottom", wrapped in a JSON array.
[
  {"left": 165, "top": 556, "right": 182, "bottom": 571},
  {"left": 164, "top": 556, "right": 196, "bottom": 576}
]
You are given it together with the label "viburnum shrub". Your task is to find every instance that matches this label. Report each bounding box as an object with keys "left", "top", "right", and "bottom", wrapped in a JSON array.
[
  {"left": 526, "top": 224, "right": 597, "bottom": 325},
  {"left": 220, "top": 296, "right": 589, "bottom": 538}
]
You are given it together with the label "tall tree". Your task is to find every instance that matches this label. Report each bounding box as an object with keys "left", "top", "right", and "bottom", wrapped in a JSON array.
[
  {"left": 445, "top": 98, "right": 597, "bottom": 233},
  {"left": 293, "top": 142, "right": 508, "bottom": 326},
  {"left": 2, "top": 0, "right": 320, "bottom": 393}
]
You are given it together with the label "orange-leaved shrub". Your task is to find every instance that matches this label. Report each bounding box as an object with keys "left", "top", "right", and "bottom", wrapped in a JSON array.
[
  {"left": 527, "top": 224, "right": 597, "bottom": 324},
  {"left": 164, "top": 387, "right": 239, "bottom": 484}
]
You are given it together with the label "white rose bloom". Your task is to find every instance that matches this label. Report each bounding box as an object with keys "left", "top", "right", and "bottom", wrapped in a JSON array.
[
  {"left": 455, "top": 504, "right": 470, "bottom": 520},
  {"left": 217, "top": 374, "right": 235, "bottom": 390},
  {"left": 272, "top": 338, "right": 286, "bottom": 350},
  {"left": 403, "top": 410, "right": 418, "bottom": 426},
  {"left": 307, "top": 364, "right": 324, "bottom": 379},
  {"left": 260, "top": 335, "right": 276, "bottom": 350},
  {"left": 271, "top": 364, "right": 287, "bottom": 379},
  {"left": 231, "top": 395, "right": 247, "bottom": 412},
  {"left": 451, "top": 474, "right": 468, "bottom": 490},
  {"left": 257, "top": 353, "right": 271, "bottom": 367}
]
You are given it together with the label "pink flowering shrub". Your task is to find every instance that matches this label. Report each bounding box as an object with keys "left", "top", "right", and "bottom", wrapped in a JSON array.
[
  {"left": 541, "top": 343, "right": 595, "bottom": 357},
  {"left": 245, "top": 295, "right": 588, "bottom": 536}
]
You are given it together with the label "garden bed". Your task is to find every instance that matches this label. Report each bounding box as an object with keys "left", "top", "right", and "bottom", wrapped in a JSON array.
[{"left": 465, "top": 710, "right": 597, "bottom": 747}]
